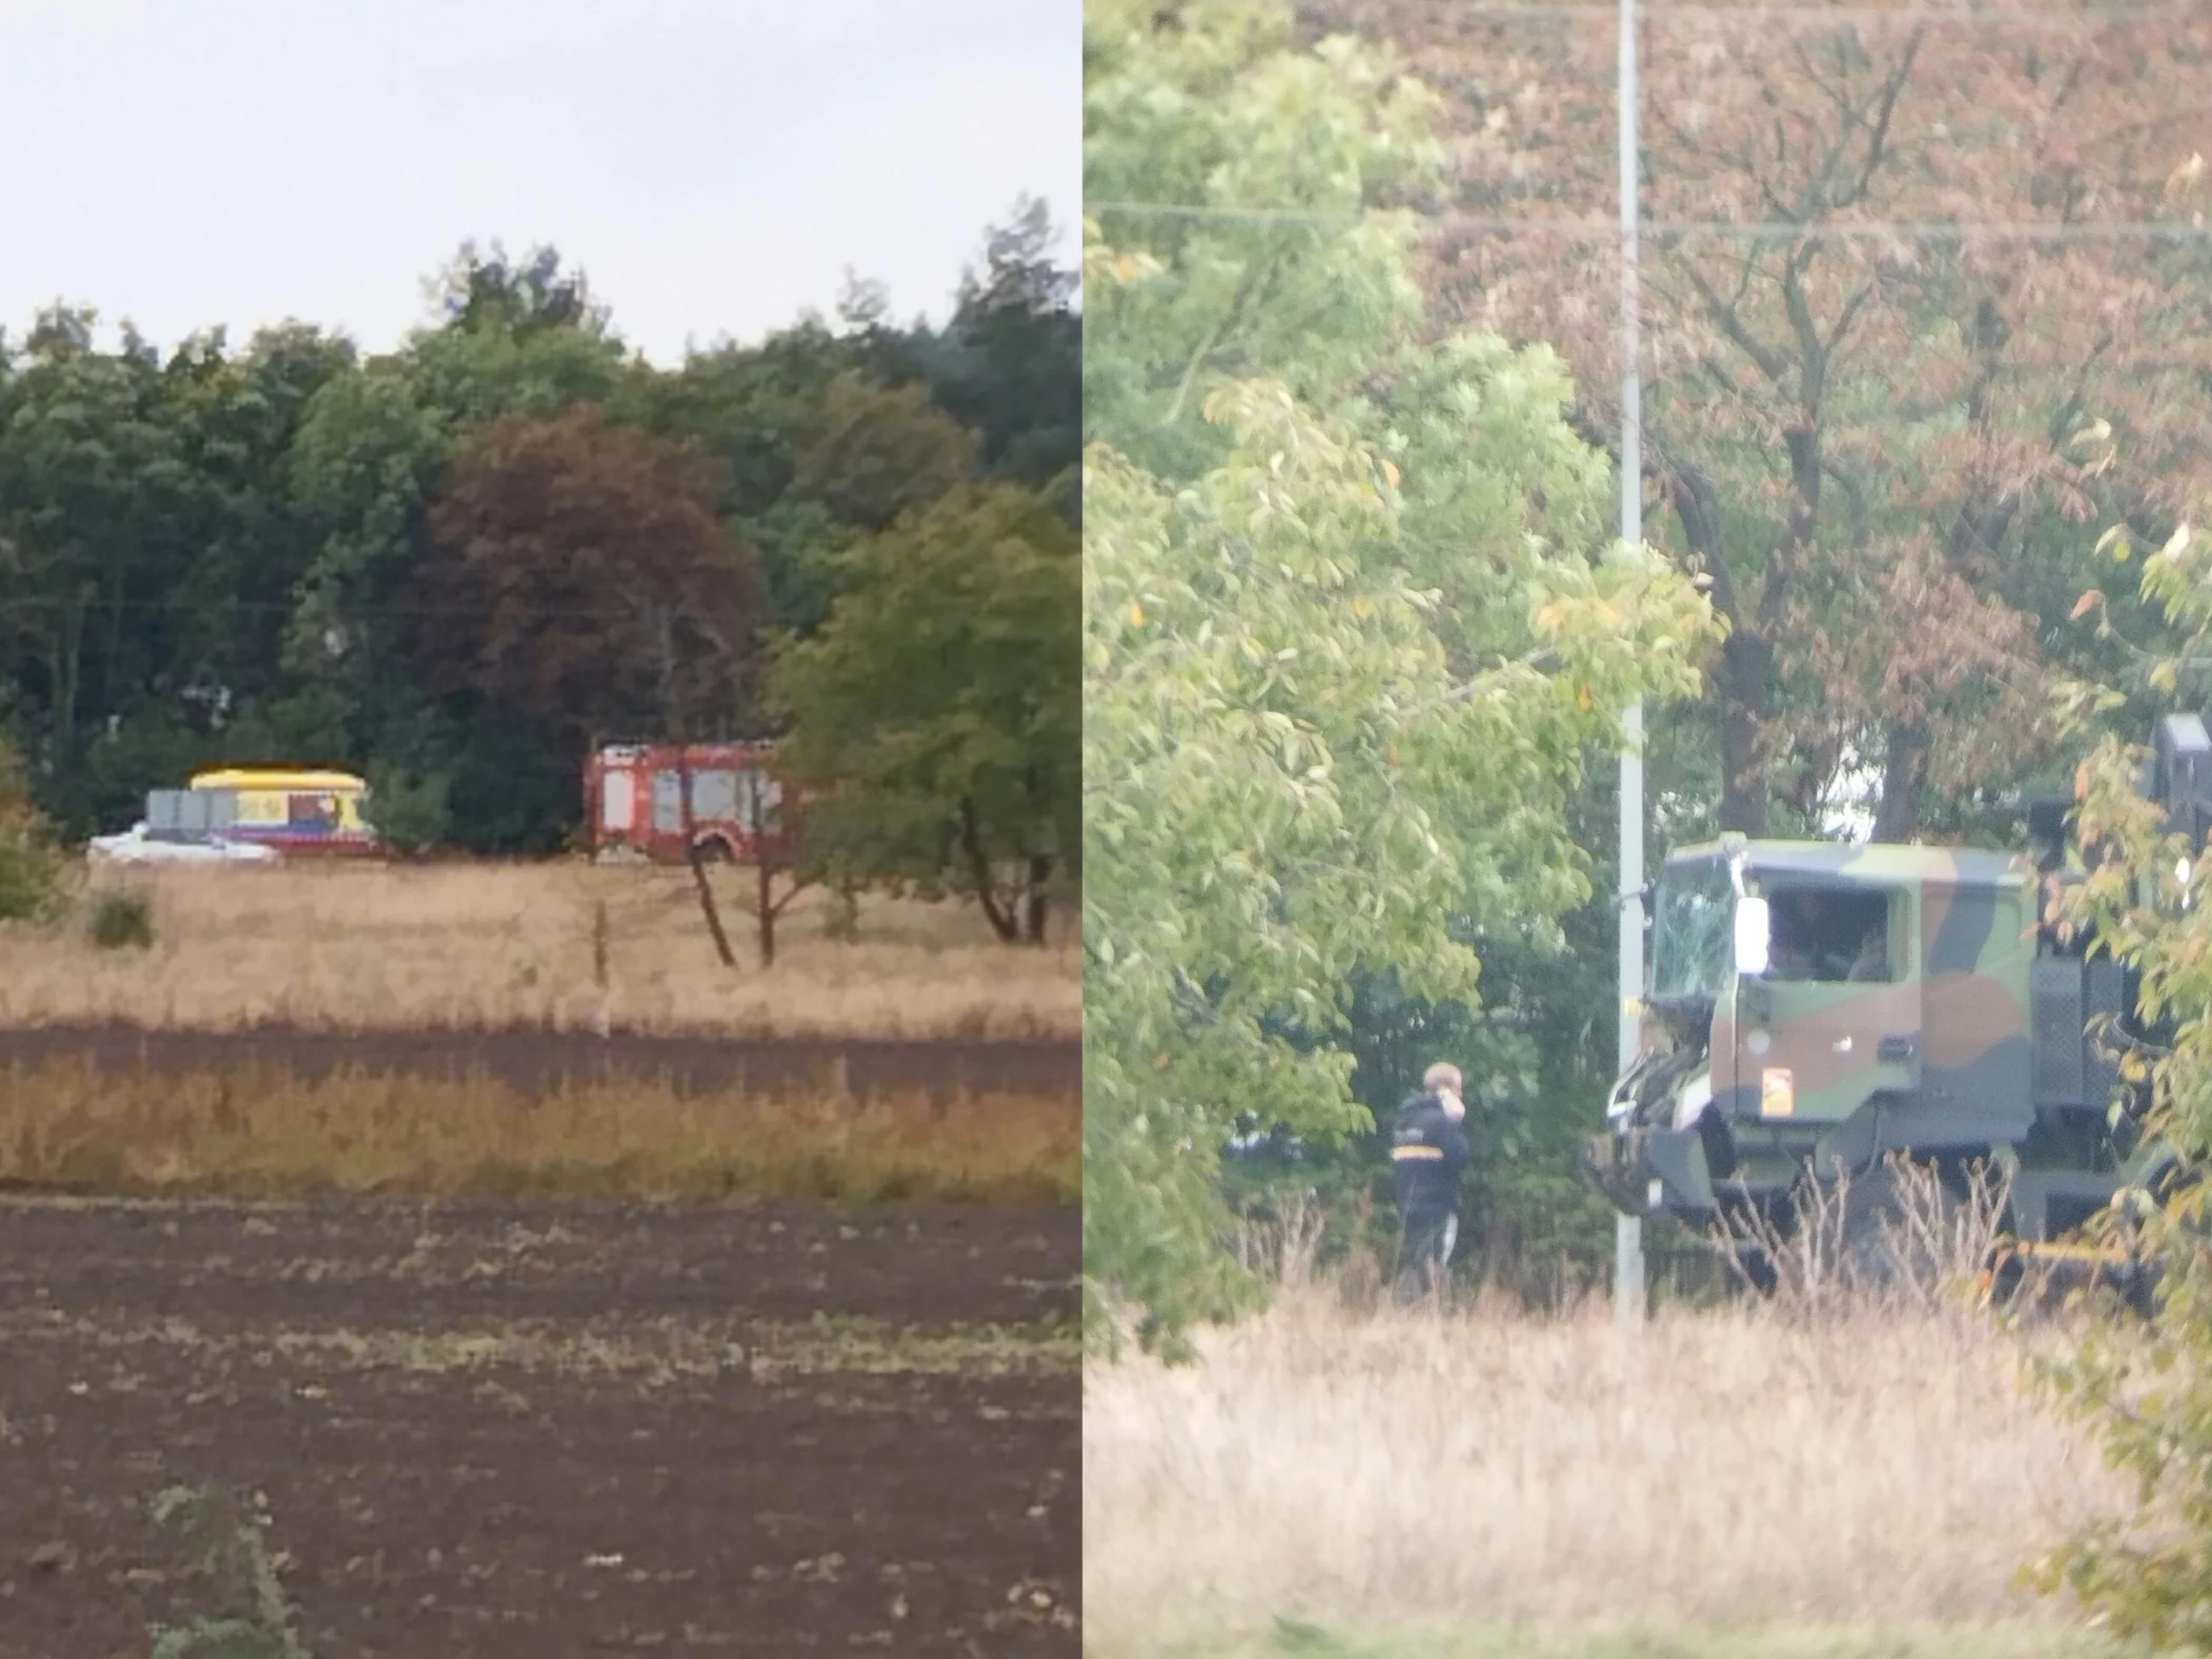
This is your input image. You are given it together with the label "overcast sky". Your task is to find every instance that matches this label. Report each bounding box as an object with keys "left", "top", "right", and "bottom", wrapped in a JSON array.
[{"left": 0, "top": 1, "right": 1078, "bottom": 366}]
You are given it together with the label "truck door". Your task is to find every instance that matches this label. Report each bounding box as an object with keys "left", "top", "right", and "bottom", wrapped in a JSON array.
[
  {"left": 1917, "top": 878, "right": 2034, "bottom": 1145},
  {"left": 600, "top": 765, "right": 636, "bottom": 835},
  {"left": 1736, "top": 879, "right": 1922, "bottom": 1125},
  {"left": 652, "top": 768, "right": 684, "bottom": 837}
]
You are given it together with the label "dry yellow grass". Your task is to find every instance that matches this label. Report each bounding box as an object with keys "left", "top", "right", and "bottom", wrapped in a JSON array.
[
  {"left": 0, "top": 1058, "right": 1078, "bottom": 1204},
  {"left": 0, "top": 859, "right": 1079, "bottom": 1038},
  {"left": 1082, "top": 1286, "right": 2137, "bottom": 1657}
]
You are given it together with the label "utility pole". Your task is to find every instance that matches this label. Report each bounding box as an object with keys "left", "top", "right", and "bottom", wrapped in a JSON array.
[{"left": 1614, "top": 0, "right": 1647, "bottom": 1335}]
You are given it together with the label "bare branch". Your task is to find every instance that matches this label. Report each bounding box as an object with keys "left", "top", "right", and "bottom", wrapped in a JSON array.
[
  {"left": 1837, "top": 29, "right": 1924, "bottom": 211},
  {"left": 1679, "top": 259, "right": 1793, "bottom": 384}
]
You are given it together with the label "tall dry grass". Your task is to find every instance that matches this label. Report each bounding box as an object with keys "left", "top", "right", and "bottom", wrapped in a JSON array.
[
  {"left": 1086, "top": 1180, "right": 2137, "bottom": 1654},
  {"left": 0, "top": 860, "right": 1079, "bottom": 1039},
  {"left": 1085, "top": 1293, "right": 2129, "bottom": 1648},
  {"left": 0, "top": 1058, "right": 1078, "bottom": 1205}
]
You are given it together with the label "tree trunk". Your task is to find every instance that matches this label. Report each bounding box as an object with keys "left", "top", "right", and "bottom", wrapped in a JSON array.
[
  {"left": 680, "top": 761, "right": 738, "bottom": 969},
  {"left": 1023, "top": 853, "right": 1052, "bottom": 946},
  {"left": 756, "top": 847, "right": 776, "bottom": 970},
  {"left": 1717, "top": 630, "right": 1774, "bottom": 836},
  {"left": 48, "top": 595, "right": 87, "bottom": 777},
  {"left": 1665, "top": 460, "right": 1773, "bottom": 837},
  {"left": 958, "top": 797, "right": 1020, "bottom": 943},
  {"left": 1870, "top": 724, "right": 1928, "bottom": 845}
]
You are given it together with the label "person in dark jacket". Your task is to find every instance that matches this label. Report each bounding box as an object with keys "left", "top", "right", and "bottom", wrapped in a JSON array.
[{"left": 1391, "top": 1061, "right": 1471, "bottom": 1304}]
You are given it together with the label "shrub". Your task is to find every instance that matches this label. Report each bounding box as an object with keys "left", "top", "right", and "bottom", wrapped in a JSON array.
[
  {"left": 89, "top": 888, "right": 155, "bottom": 950},
  {"left": 145, "top": 1483, "right": 309, "bottom": 1659},
  {"left": 0, "top": 743, "right": 64, "bottom": 922},
  {"left": 362, "top": 765, "right": 452, "bottom": 857}
]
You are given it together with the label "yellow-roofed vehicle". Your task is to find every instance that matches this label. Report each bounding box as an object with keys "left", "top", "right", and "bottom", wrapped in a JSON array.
[{"left": 185, "top": 768, "right": 380, "bottom": 858}]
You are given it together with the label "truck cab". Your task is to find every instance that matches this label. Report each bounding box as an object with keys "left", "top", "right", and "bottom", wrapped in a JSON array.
[{"left": 1585, "top": 835, "right": 2139, "bottom": 1246}]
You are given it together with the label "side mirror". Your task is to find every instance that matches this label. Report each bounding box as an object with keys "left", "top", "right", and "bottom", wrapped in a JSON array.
[{"left": 1734, "top": 895, "right": 1771, "bottom": 978}]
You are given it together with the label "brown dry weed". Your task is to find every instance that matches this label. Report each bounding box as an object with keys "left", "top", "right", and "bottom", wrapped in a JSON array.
[
  {"left": 1082, "top": 1286, "right": 2135, "bottom": 1654},
  {"left": 0, "top": 1058, "right": 1076, "bottom": 1205},
  {"left": 0, "top": 860, "right": 1078, "bottom": 1039}
]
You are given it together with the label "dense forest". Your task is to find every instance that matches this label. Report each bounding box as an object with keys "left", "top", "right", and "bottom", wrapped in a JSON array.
[{"left": 0, "top": 199, "right": 1079, "bottom": 916}]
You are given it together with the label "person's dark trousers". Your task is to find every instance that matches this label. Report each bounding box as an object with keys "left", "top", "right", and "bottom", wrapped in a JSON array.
[{"left": 1394, "top": 1208, "right": 1451, "bottom": 1305}]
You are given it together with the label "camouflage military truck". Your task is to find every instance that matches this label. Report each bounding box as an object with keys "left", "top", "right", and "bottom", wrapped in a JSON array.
[{"left": 1583, "top": 713, "right": 2212, "bottom": 1288}]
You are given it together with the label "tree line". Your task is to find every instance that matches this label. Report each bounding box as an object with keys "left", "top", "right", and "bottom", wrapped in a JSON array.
[{"left": 0, "top": 202, "right": 1079, "bottom": 939}]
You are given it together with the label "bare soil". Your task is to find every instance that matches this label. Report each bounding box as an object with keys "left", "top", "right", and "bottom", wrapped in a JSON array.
[{"left": 0, "top": 1194, "right": 1078, "bottom": 1656}]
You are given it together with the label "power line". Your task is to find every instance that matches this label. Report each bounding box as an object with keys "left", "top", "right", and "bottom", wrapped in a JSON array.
[{"left": 1091, "top": 202, "right": 2212, "bottom": 241}]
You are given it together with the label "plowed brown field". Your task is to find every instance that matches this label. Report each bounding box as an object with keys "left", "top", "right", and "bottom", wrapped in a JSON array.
[{"left": 0, "top": 1194, "right": 1078, "bottom": 1656}]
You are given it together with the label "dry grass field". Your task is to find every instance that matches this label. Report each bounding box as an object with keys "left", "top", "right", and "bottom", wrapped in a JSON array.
[
  {"left": 0, "top": 1058, "right": 1078, "bottom": 1205},
  {"left": 0, "top": 859, "right": 1080, "bottom": 1039},
  {"left": 1082, "top": 1285, "right": 2143, "bottom": 1659}
]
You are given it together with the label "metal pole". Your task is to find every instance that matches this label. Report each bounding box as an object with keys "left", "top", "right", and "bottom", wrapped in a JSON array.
[{"left": 1614, "top": 0, "right": 1647, "bottom": 1335}]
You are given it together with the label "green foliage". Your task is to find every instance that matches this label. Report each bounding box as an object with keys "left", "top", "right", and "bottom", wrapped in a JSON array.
[
  {"left": 2026, "top": 520, "right": 2212, "bottom": 1648},
  {"left": 1083, "top": 0, "right": 1442, "bottom": 480},
  {"left": 789, "top": 372, "right": 978, "bottom": 536},
  {"left": 772, "top": 485, "right": 1079, "bottom": 943},
  {"left": 360, "top": 763, "right": 451, "bottom": 857},
  {"left": 1082, "top": 388, "right": 1714, "bottom": 1354},
  {"left": 1080, "top": 0, "right": 1720, "bottom": 1354},
  {"left": 145, "top": 1484, "right": 309, "bottom": 1659},
  {"left": 88, "top": 888, "right": 155, "bottom": 950},
  {"left": 925, "top": 195, "right": 1081, "bottom": 493}
]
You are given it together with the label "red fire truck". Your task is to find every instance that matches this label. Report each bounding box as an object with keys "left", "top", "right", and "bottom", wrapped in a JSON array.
[{"left": 584, "top": 742, "right": 789, "bottom": 864}]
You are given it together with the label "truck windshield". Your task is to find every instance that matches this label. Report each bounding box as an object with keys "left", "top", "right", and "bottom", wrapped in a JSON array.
[{"left": 1650, "top": 856, "right": 1736, "bottom": 1000}]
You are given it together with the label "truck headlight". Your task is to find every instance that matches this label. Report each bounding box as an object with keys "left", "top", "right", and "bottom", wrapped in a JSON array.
[{"left": 1673, "top": 1069, "right": 1713, "bottom": 1131}]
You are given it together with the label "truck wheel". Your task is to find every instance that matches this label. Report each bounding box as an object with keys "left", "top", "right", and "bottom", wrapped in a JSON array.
[
  {"left": 2124, "top": 1262, "right": 2162, "bottom": 1321},
  {"left": 1835, "top": 1160, "right": 1956, "bottom": 1289},
  {"left": 1981, "top": 1246, "right": 2025, "bottom": 1310}
]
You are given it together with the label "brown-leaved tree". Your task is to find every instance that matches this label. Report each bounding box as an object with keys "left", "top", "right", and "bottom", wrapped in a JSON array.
[
  {"left": 1308, "top": 0, "right": 2212, "bottom": 836},
  {"left": 419, "top": 403, "right": 765, "bottom": 758}
]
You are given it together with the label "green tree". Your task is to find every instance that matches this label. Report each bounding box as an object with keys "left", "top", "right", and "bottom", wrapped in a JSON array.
[
  {"left": 1229, "top": 785, "right": 1645, "bottom": 1297},
  {"left": 0, "top": 739, "right": 62, "bottom": 921},
  {"left": 624, "top": 329, "right": 857, "bottom": 636},
  {"left": 923, "top": 197, "right": 1082, "bottom": 495},
  {"left": 430, "top": 240, "right": 611, "bottom": 339},
  {"left": 1083, "top": 380, "right": 1716, "bottom": 1355},
  {"left": 0, "top": 309, "right": 204, "bottom": 830},
  {"left": 772, "top": 485, "right": 1078, "bottom": 944},
  {"left": 276, "top": 246, "right": 638, "bottom": 848},
  {"left": 1082, "top": 0, "right": 1721, "bottom": 1353},
  {"left": 788, "top": 372, "right": 976, "bottom": 538},
  {"left": 1084, "top": 0, "right": 1441, "bottom": 481},
  {"left": 2026, "top": 519, "right": 2212, "bottom": 1648}
]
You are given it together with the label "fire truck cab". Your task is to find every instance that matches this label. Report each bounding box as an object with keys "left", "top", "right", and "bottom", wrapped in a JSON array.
[{"left": 585, "top": 742, "right": 784, "bottom": 864}]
